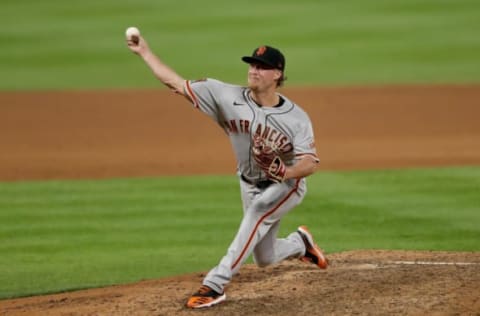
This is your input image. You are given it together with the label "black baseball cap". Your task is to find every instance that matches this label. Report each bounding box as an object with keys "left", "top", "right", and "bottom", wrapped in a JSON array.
[{"left": 242, "top": 45, "right": 285, "bottom": 71}]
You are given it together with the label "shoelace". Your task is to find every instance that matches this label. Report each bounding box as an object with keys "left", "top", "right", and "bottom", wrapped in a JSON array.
[{"left": 197, "top": 285, "right": 212, "bottom": 295}]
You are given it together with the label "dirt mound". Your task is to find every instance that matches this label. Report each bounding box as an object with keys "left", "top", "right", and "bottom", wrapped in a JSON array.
[{"left": 1, "top": 250, "right": 479, "bottom": 315}]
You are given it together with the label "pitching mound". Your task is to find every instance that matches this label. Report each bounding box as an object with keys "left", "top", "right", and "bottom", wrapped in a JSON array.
[{"left": 1, "top": 250, "right": 479, "bottom": 315}]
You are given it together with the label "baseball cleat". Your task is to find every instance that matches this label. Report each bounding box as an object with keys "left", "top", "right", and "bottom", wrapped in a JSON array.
[
  {"left": 297, "top": 225, "right": 329, "bottom": 269},
  {"left": 186, "top": 285, "right": 226, "bottom": 309}
]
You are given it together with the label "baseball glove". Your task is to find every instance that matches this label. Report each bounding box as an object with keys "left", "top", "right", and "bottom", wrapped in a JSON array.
[{"left": 252, "top": 135, "right": 287, "bottom": 183}]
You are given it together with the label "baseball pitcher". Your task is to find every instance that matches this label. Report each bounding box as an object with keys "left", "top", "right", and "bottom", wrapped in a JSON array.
[{"left": 127, "top": 32, "right": 328, "bottom": 309}]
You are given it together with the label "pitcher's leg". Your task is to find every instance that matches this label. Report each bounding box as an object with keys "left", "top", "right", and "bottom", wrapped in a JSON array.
[
  {"left": 203, "top": 210, "right": 262, "bottom": 293},
  {"left": 253, "top": 221, "right": 304, "bottom": 267},
  {"left": 203, "top": 181, "right": 304, "bottom": 293}
]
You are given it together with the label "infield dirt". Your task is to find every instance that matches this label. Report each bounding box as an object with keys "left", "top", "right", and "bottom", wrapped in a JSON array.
[
  {"left": 1, "top": 85, "right": 479, "bottom": 181},
  {"left": 0, "top": 85, "right": 479, "bottom": 315}
]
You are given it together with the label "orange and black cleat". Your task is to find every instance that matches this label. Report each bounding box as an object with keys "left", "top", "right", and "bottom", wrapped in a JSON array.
[
  {"left": 297, "top": 225, "right": 329, "bottom": 269},
  {"left": 186, "top": 285, "right": 226, "bottom": 309}
]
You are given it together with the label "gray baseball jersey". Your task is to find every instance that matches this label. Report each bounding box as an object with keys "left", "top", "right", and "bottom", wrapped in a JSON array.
[
  {"left": 184, "top": 78, "right": 319, "bottom": 293},
  {"left": 185, "top": 78, "right": 319, "bottom": 181}
]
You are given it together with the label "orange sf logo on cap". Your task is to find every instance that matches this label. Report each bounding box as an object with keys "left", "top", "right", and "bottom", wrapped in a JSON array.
[{"left": 256, "top": 46, "right": 267, "bottom": 56}]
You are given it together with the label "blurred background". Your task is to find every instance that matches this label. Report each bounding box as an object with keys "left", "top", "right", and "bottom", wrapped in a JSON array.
[{"left": 1, "top": 0, "right": 479, "bottom": 90}]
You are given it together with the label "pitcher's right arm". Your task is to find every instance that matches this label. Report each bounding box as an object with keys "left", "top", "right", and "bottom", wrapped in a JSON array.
[{"left": 127, "top": 35, "right": 187, "bottom": 97}]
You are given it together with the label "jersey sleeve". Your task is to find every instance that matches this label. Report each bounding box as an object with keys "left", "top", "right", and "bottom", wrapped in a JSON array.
[
  {"left": 293, "top": 118, "right": 320, "bottom": 163},
  {"left": 183, "top": 78, "right": 224, "bottom": 123}
]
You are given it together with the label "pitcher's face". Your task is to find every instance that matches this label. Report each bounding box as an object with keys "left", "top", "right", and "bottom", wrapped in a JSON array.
[{"left": 247, "top": 63, "right": 281, "bottom": 91}]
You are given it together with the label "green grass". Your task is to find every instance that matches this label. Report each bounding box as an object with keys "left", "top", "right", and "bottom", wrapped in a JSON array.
[
  {"left": 1, "top": 0, "right": 480, "bottom": 90},
  {"left": 1, "top": 167, "right": 479, "bottom": 299}
]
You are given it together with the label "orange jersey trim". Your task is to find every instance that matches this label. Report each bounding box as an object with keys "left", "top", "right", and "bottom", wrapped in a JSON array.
[{"left": 184, "top": 80, "right": 200, "bottom": 109}]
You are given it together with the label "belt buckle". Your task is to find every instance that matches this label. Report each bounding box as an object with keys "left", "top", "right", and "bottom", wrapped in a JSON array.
[
  {"left": 255, "top": 180, "right": 273, "bottom": 189},
  {"left": 241, "top": 174, "right": 273, "bottom": 189}
]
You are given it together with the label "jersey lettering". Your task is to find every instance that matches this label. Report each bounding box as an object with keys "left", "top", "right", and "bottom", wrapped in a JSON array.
[
  {"left": 268, "top": 130, "right": 277, "bottom": 143},
  {"left": 261, "top": 126, "right": 271, "bottom": 140},
  {"left": 254, "top": 123, "right": 293, "bottom": 154},
  {"left": 229, "top": 120, "right": 239, "bottom": 133},
  {"left": 223, "top": 119, "right": 251, "bottom": 134},
  {"left": 223, "top": 120, "right": 292, "bottom": 153},
  {"left": 240, "top": 120, "right": 250, "bottom": 134},
  {"left": 188, "top": 79, "right": 317, "bottom": 166}
]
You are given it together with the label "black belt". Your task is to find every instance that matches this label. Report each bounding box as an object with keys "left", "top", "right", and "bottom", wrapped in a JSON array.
[{"left": 241, "top": 174, "right": 274, "bottom": 189}]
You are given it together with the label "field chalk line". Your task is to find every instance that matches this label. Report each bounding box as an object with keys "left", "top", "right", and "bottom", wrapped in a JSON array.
[{"left": 385, "top": 261, "right": 479, "bottom": 266}]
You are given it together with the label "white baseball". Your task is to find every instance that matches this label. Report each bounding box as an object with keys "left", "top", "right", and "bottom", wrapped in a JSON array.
[{"left": 125, "top": 26, "right": 140, "bottom": 43}]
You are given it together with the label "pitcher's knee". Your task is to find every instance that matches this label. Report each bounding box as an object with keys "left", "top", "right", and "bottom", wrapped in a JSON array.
[{"left": 253, "top": 254, "right": 274, "bottom": 267}]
